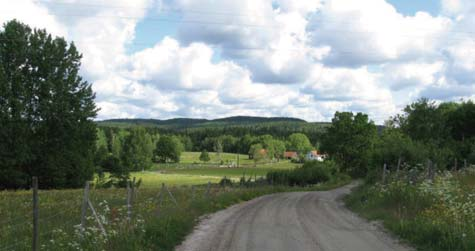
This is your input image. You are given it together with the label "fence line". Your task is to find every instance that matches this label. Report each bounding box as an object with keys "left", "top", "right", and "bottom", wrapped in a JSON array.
[{"left": 0, "top": 175, "right": 270, "bottom": 251}]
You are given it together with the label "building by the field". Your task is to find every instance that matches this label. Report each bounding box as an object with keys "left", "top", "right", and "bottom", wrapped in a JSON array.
[
  {"left": 305, "top": 150, "right": 326, "bottom": 161},
  {"left": 284, "top": 151, "right": 298, "bottom": 159}
]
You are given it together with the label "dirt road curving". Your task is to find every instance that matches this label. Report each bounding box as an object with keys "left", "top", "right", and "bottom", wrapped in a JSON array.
[{"left": 176, "top": 183, "right": 412, "bottom": 251}]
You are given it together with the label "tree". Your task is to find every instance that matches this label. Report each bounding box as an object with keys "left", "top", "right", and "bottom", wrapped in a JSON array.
[
  {"left": 94, "top": 128, "right": 109, "bottom": 169},
  {"left": 199, "top": 150, "right": 211, "bottom": 163},
  {"left": 371, "top": 128, "right": 428, "bottom": 171},
  {"left": 0, "top": 20, "right": 97, "bottom": 189},
  {"left": 400, "top": 98, "right": 448, "bottom": 143},
  {"left": 213, "top": 139, "right": 223, "bottom": 160},
  {"left": 261, "top": 136, "right": 285, "bottom": 160},
  {"left": 154, "top": 135, "right": 184, "bottom": 163},
  {"left": 288, "top": 133, "right": 312, "bottom": 153},
  {"left": 179, "top": 135, "right": 193, "bottom": 151},
  {"left": 321, "top": 112, "right": 377, "bottom": 177},
  {"left": 122, "top": 127, "right": 154, "bottom": 171},
  {"left": 249, "top": 143, "right": 265, "bottom": 167}
]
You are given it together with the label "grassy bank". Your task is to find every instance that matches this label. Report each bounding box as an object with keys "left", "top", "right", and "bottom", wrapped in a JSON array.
[
  {"left": 345, "top": 169, "right": 475, "bottom": 251},
  {"left": 1, "top": 177, "right": 350, "bottom": 251}
]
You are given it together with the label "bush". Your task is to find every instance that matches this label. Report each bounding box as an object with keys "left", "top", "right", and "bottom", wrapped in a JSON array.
[{"left": 267, "top": 160, "right": 340, "bottom": 186}]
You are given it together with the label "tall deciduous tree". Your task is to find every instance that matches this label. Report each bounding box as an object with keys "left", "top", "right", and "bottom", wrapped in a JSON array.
[
  {"left": 154, "top": 135, "right": 184, "bottom": 163},
  {"left": 0, "top": 20, "right": 97, "bottom": 188},
  {"left": 322, "top": 112, "right": 377, "bottom": 177},
  {"left": 121, "top": 127, "right": 154, "bottom": 171},
  {"left": 199, "top": 150, "right": 211, "bottom": 163},
  {"left": 287, "top": 133, "right": 312, "bottom": 153}
]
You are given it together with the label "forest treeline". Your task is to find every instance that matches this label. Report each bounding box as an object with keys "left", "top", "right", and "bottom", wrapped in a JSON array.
[{"left": 321, "top": 98, "right": 475, "bottom": 179}]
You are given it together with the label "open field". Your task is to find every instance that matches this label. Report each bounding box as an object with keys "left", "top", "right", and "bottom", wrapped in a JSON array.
[
  {"left": 127, "top": 152, "right": 300, "bottom": 188},
  {"left": 156, "top": 161, "right": 297, "bottom": 179},
  {"left": 178, "top": 152, "right": 254, "bottom": 165},
  {"left": 129, "top": 172, "right": 223, "bottom": 187},
  {"left": 131, "top": 161, "right": 298, "bottom": 188},
  {"left": 0, "top": 178, "right": 350, "bottom": 251}
]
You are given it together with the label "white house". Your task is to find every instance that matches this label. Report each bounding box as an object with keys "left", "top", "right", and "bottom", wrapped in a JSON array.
[{"left": 305, "top": 150, "right": 326, "bottom": 161}]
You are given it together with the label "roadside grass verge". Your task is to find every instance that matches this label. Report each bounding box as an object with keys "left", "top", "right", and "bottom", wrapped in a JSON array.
[
  {"left": 345, "top": 169, "right": 475, "bottom": 251},
  {"left": 0, "top": 176, "right": 350, "bottom": 251}
]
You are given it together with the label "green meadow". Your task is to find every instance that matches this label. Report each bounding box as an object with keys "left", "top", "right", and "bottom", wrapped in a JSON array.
[{"left": 129, "top": 152, "right": 299, "bottom": 188}]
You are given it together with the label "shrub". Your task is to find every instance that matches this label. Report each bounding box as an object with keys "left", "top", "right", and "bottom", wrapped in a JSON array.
[{"left": 267, "top": 160, "right": 340, "bottom": 186}]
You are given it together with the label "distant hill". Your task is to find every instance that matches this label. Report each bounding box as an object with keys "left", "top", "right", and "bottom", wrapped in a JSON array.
[{"left": 97, "top": 116, "right": 322, "bottom": 130}]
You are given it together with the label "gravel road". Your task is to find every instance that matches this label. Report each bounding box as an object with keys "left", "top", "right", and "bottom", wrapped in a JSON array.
[{"left": 176, "top": 183, "right": 412, "bottom": 251}]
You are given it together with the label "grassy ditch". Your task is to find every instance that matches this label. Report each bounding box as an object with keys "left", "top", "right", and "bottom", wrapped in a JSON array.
[{"left": 345, "top": 169, "right": 475, "bottom": 251}]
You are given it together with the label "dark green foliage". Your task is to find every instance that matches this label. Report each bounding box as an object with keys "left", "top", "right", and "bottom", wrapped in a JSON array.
[
  {"left": 199, "top": 150, "right": 210, "bottom": 162},
  {"left": 121, "top": 127, "right": 154, "bottom": 171},
  {"left": 0, "top": 20, "right": 97, "bottom": 189},
  {"left": 154, "top": 135, "right": 184, "bottom": 163},
  {"left": 371, "top": 129, "right": 428, "bottom": 169},
  {"left": 321, "top": 112, "right": 377, "bottom": 177},
  {"left": 98, "top": 117, "right": 329, "bottom": 154},
  {"left": 267, "top": 161, "right": 339, "bottom": 186},
  {"left": 103, "top": 155, "right": 129, "bottom": 188},
  {"left": 399, "top": 98, "right": 449, "bottom": 143}
]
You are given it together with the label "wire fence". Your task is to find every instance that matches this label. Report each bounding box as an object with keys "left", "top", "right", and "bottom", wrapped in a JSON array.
[{"left": 0, "top": 175, "right": 267, "bottom": 251}]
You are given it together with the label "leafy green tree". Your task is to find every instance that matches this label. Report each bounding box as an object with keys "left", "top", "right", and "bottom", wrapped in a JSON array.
[
  {"left": 122, "top": 127, "right": 154, "bottom": 171},
  {"left": 214, "top": 139, "right": 223, "bottom": 160},
  {"left": 219, "top": 135, "right": 238, "bottom": 152},
  {"left": 261, "top": 137, "right": 285, "bottom": 160},
  {"left": 102, "top": 155, "right": 129, "bottom": 188},
  {"left": 400, "top": 98, "right": 449, "bottom": 143},
  {"left": 371, "top": 128, "right": 428, "bottom": 171},
  {"left": 322, "top": 112, "right": 377, "bottom": 177},
  {"left": 179, "top": 135, "right": 193, "bottom": 151},
  {"left": 249, "top": 143, "right": 265, "bottom": 166},
  {"left": 288, "top": 133, "right": 312, "bottom": 153},
  {"left": 155, "top": 135, "right": 184, "bottom": 163},
  {"left": 0, "top": 20, "right": 97, "bottom": 189},
  {"left": 238, "top": 134, "right": 257, "bottom": 154},
  {"left": 199, "top": 150, "right": 211, "bottom": 162}
]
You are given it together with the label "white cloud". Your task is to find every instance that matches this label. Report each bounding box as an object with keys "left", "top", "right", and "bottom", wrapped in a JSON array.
[
  {"left": 0, "top": 0, "right": 67, "bottom": 36},
  {"left": 382, "top": 61, "right": 445, "bottom": 91},
  {"left": 309, "top": 0, "right": 451, "bottom": 66},
  {"left": 3, "top": 0, "right": 475, "bottom": 124}
]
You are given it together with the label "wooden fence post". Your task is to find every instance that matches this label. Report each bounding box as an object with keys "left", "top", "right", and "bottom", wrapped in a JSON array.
[
  {"left": 127, "top": 181, "right": 132, "bottom": 223},
  {"left": 32, "top": 177, "right": 39, "bottom": 251},
  {"left": 454, "top": 158, "right": 458, "bottom": 172},
  {"left": 382, "top": 163, "right": 387, "bottom": 184},
  {"left": 464, "top": 159, "right": 467, "bottom": 169},
  {"left": 81, "top": 181, "right": 90, "bottom": 234},
  {"left": 206, "top": 181, "right": 211, "bottom": 198},
  {"left": 165, "top": 184, "right": 178, "bottom": 206},
  {"left": 87, "top": 200, "right": 107, "bottom": 237}
]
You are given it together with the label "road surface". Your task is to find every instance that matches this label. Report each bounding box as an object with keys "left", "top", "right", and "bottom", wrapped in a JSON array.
[{"left": 176, "top": 183, "right": 412, "bottom": 251}]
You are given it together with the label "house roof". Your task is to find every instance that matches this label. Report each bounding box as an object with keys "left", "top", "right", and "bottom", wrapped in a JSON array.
[{"left": 284, "top": 151, "right": 298, "bottom": 158}]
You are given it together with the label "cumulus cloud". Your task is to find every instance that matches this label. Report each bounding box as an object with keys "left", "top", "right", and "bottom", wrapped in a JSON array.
[
  {"left": 309, "top": 0, "right": 451, "bottom": 67},
  {"left": 3, "top": 0, "right": 475, "bottom": 123}
]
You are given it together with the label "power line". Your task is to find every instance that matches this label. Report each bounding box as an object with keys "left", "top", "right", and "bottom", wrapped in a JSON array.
[
  {"left": 32, "top": 0, "right": 271, "bottom": 18},
  {"left": 24, "top": 0, "right": 475, "bottom": 37},
  {"left": 2, "top": 8, "right": 475, "bottom": 40}
]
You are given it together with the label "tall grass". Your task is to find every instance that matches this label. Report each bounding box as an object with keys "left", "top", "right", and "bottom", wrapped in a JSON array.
[
  {"left": 345, "top": 168, "right": 475, "bottom": 251},
  {"left": 0, "top": 178, "right": 350, "bottom": 251}
]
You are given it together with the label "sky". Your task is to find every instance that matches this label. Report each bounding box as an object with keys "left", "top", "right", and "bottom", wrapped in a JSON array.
[{"left": 1, "top": 0, "right": 474, "bottom": 123}]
